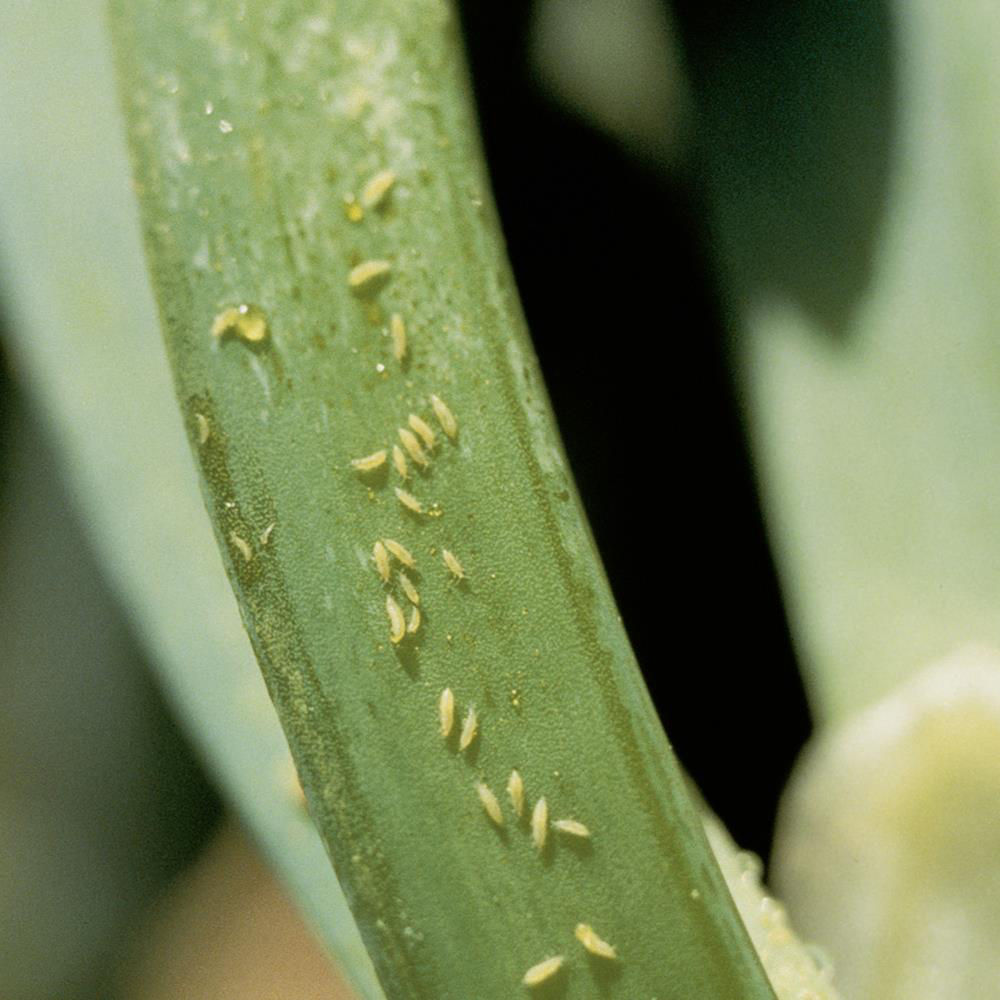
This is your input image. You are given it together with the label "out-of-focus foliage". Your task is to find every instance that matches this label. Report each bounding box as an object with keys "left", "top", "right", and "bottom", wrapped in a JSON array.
[
  {"left": 0, "top": 2, "right": 380, "bottom": 996},
  {"left": 700, "top": 0, "right": 1000, "bottom": 724},
  {"left": 0, "top": 392, "right": 214, "bottom": 1000},
  {"left": 774, "top": 647, "right": 1000, "bottom": 1000}
]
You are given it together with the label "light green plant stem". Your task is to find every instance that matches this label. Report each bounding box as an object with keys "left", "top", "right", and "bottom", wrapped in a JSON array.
[{"left": 110, "top": 2, "right": 777, "bottom": 998}]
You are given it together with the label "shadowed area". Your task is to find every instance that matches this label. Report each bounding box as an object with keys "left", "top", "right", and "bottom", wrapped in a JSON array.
[
  {"left": 120, "top": 822, "right": 353, "bottom": 1000},
  {"left": 672, "top": 0, "right": 897, "bottom": 338}
]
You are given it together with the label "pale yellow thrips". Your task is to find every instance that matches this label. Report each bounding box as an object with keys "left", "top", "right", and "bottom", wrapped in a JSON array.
[
  {"left": 211, "top": 304, "right": 268, "bottom": 343},
  {"left": 438, "top": 688, "right": 455, "bottom": 738},
  {"left": 351, "top": 449, "right": 387, "bottom": 472},
  {"left": 476, "top": 782, "right": 503, "bottom": 826},
  {"left": 347, "top": 259, "right": 391, "bottom": 293},
  {"left": 394, "top": 487, "right": 423, "bottom": 514},
  {"left": 430, "top": 393, "right": 457, "bottom": 438},
  {"left": 229, "top": 532, "right": 252, "bottom": 563},
  {"left": 391, "top": 444, "right": 409, "bottom": 480},
  {"left": 343, "top": 192, "right": 363, "bottom": 222},
  {"left": 522, "top": 956, "right": 563, "bottom": 987},
  {"left": 278, "top": 759, "right": 307, "bottom": 809},
  {"left": 390, "top": 313, "right": 406, "bottom": 362},
  {"left": 373, "top": 540, "right": 391, "bottom": 583},
  {"left": 408, "top": 413, "right": 436, "bottom": 449},
  {"left": 195, "top": 413, "right": 210, "bottom": 444},
  {"left": 507, "top": 769, "right": 524, "bottom": 817},
  {"left": 386, "top": 594, "right": 406, "bottom": 643},
  {"left": 459, "top": 705, "right": 478, "bottom": 751},
  {"left": 399, "top": 571, "right": 420, "bottom": 605},
  {"left": 361, "top": 168, "right": 396, "bottom": 209},
  {"left": 442, "top": 548, "right": 465, "bottom": 580},
  {"left": 398, "top": 427, "right": 429, "bottom": 467},
  {"left": 383, "top": 538, "right": 416, "bottom": 568},
  {"left": 531, "top": 797, "right": 548, "bottom": 851},
  {"left": 574, "top": 923, "right": 617, "bottom": 960},
  {"left": 553, "top": 819, "right": 590, "bottom": 839},
  {"left": 407, "top": 605, "right": 421, "bottom": 635}
]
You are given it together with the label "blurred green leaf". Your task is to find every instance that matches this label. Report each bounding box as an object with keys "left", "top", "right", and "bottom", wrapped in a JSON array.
[
  {"left": 687, "top": 0, "right": 1000, "bottom": 723},
  {"left": 681, "top": 2, "right": 1000, "bottom": 995},
  {"left": 0, "top": 3, "right": 380, "bottom": 996},
  {"left": 0, "top": 395, "right": 214, "bottom": 1000}
]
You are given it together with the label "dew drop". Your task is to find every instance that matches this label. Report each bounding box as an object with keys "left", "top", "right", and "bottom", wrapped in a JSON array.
[
  {"left": 211, "top": 303, "right": 268, "bottom": 344},
  {"left": 343, "top": 193, "right": 364, "bottom": 222}
]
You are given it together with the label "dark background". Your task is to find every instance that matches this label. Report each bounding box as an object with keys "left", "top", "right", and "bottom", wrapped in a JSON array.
[{"left": 456, "top": 0, "right": 812, "bottom": 861}]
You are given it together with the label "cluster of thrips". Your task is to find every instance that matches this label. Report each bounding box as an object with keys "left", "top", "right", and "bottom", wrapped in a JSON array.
[
  {"left": 439, "top": 686, "right": 615, "bottom": 984},
  {"left": 247, "top": 165, "right": 618, "bottom": 991},
  {"left": 343, "top": 167, "right": 617, "bottom": 989},
  {"left": 351, "top": 394, "right": 458, "bottom": 519},
  {"left": 369, "top": 535, "right": 461, "bottom": 644}
]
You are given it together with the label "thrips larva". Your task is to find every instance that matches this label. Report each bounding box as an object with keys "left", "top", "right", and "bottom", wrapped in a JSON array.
[
  {"left": 348, "top": 259, "right": 391, "bottom": 294},
  {"left": 398, "top": 427, "right": 429, "bottom": 466},
  {"left": 399, "top": 571, "right": 420, "bottom": 605},
  {"left": 279, "top": 759, "right": 307, "bottom": 809},
  {"left": 384, "top": 538, "right": 415, "bottom": 568},
  {"left": 195, "top": 412, "right": 210, "bottom": 444},
  {"left": 390, "top": 313, "right": 406, "bottom": 362},
  {"left": 391, "top": 444, "right": 409, "bottom": 480},
  {"left": 259, "top": 522, "right": 275, "bottom": 546},
  {"left": 430, "top": 393, "right": 457, "bottom": 439},
  {"left": 361, "top": 168, "right": 396, "bottom": 209},
  {"left": 522, "top": 956, "right": 564, "bottom": 987},
  {"left": 476, "top": 782, "right": 504, "bottom": 826},
  {"left": 408, "top": 413, "right": 436, "bottom": 449},
  {"left": 386, "top": 594, "right": 406, "bottom": 643},
  {"left": 373, "top": 540, "right": 391, "bottom": 583},
  {"left": 507, "top": 769, "right": 524, "bottom": 817},
  {"left": 395, "top": 487, "right": 424, "bottom": 514},
  {"left": 211, "top": 303, "right": 268, "bottom": 343},
  {"left": 531, "top": 797, "right": 548, "bottom": 851},
  {"left": 459, "top": 705, "right": 478, "bottom": 751},
  {"left": 574, "top": 923, "right": 617, "bottom": 960},
  {"left": 352, "top": 449, "right": 387, "bottom": 472},
  {"left": 442, "top": 548, "right": 465, "bottom": 580},
  {"left": 407, "top": 605, "right": 421, "bottom": 635},
  {"left": 439, "top": 688, "right": 455, "bottom": 738},
  {"left": 554, "top": 819, "right": 590, "bottom": 839},
  {"left": 229, "top": 531, "right": 253, "bottom": 563}
]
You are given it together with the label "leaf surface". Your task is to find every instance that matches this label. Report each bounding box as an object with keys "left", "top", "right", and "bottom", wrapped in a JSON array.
[{"left": 110, "top": 1, "right": 777, "bottom": 998}]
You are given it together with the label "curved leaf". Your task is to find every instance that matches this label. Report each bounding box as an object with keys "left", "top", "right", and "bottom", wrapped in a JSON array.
[{"left": 110, "top": 1, "right": 776, "bottom": 998}]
